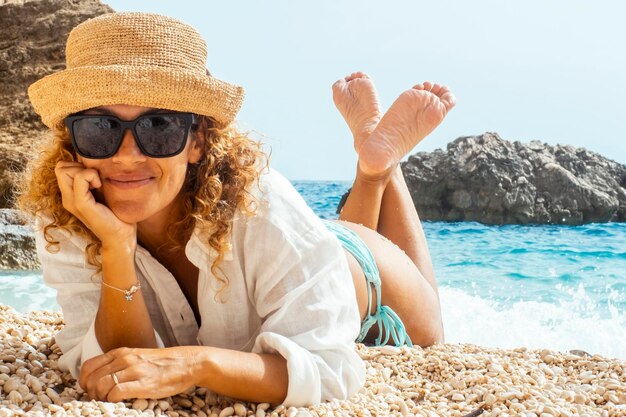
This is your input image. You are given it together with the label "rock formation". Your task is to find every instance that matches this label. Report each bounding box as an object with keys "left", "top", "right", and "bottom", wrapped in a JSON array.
[
  {"left": 339, "top": 132, "right": 626, "bottom": 225},
  {"left": 0, "top": 209, "right": 39, "bottom": 270},
  {"left": 0, "top": 0, "right": 113, "bottom": 208}
]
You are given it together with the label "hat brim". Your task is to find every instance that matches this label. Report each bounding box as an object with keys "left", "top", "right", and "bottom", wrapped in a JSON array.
[{"left": 28, "top": 65, "right": 245, "bottom": 130}]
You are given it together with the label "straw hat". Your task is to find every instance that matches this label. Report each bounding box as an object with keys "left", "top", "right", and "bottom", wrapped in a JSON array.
[{"left": 28, "top": 12, "right": 245, "bottom": 130}]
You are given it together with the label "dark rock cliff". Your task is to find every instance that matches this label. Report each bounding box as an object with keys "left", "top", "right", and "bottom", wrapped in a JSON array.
[
  {"left": 0, "top": 0, "right": 113, "bottom": 207},
  {"left": 339, "top": 132, "right": 626, "bottom": 225}
]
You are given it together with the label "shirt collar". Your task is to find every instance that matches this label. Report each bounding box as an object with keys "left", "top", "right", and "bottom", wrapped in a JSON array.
[{"left": 185, "top": 224, "right": 234, "bottom": 270}]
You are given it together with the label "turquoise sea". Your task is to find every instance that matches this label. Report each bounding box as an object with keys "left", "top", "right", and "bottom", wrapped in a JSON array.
[{"left": 1, "top": 181, "right": 625, "bottom": 360}]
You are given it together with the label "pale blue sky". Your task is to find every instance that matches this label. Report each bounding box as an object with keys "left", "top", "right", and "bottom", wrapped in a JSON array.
[{"left": 104, "top": 0, "right": 626, "bottom": 180}]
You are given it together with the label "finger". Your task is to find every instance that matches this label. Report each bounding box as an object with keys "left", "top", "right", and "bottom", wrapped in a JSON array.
[
  {"left": 107, "top": 378, "right": 143, "bottom": 403},
  {"left": 95, "top": 371, "right": 120, "bottom": 402},
  {"left": 84, "top": 361, "right": 122, "bottom": 401},
  {"left": 72, "top": 169, "right": 102, "bottom": 213},
  {"left": 79, "top": 352, "right": 116, "bottom": 391},
  {"left": 55, "top": 162, "right": 90, "bottom": 215}
]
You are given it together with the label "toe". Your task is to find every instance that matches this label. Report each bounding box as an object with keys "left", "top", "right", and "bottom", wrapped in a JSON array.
[
  {"left": 440, "top": 91, "right": 457, "bottom": 109},
  {"left": 347, "top": 72, "right": 369, "bottom": 81},
  {"left": 422, "top": 81, "right": 433, "bottom": 91},
  {"left": 412, "top": 83, "right": 424, "bottom": 90},
  {"left": 332, "top": 78, "right": 346, "bottom": 90},
  {"left": 431, "top": 83, "right": 442, "bottom": 95}
]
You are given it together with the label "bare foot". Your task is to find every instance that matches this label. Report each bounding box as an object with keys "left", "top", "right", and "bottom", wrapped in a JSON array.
[
  {"left": 358, "top": 81, "right": 456, "bottom": 176},
  {"left": 332, "top": 72, "right": 382, "bottom": 154}
]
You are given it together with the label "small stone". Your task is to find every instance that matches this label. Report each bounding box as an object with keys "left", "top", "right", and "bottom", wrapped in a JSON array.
[
  {"left": 158, "top": 400, "right": 171, "bottom": 411},
  {"left": 29, "top": 378, "right": 43, "bottom": 394},
  {"left": 219, "top": 407, "right": 235, "bottom": 417},
  {"left": 99, "top": 402, "right": 116, "bottom": 413},
  {"left": 47, "top": 404, "right": 64, "bottom": 412},
  {"left": 3, "top": 377, "right": 20, "bottom": 393},
  {"left": 380, "top": 345, "right": 401, "bottom": 355},
  {"left": 173, "top": 397, "right": 193, "bottom": 408},
  {"left": 255, "top": 410, "right": 266, "bottom": 417},
  {"left": 233, "top": 403, "right": 247, "bottom": 417},
  {"left": 7, "top": 390, "right": 23, "bottom": 404},
  {"left": 132, "top": 398, "right": 149, "bottom": 411},
  {"left": 451, "top": 393, "right": 465, "bottom": 402},
  {"left": 484, "top": 393, "right": 497, "bottom": 406},
  {"left": 257, "top": 403, "right": 270, "bottom": 412}
]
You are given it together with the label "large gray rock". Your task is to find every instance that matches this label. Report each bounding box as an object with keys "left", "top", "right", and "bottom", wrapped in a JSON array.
[
  {"left": 0, "top": 209, "right": 38, "bottom": 270},
  {"left": 338, "top": 132, "right": 626, "bottom": 225}
]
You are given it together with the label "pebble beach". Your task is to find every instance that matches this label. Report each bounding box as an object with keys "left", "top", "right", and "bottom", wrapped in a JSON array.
[{"left": 1, "top": 305, "right": 625, "bottom": 417}]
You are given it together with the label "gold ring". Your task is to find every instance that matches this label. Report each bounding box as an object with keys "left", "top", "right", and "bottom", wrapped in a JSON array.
[{"left": 112, "top": 372, "right": 120, "bottom": 385}]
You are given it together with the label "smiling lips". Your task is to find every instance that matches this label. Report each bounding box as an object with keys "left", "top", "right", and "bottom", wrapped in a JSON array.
[{"left": 107, "top": 175, "right": 155, "bottom": 189}]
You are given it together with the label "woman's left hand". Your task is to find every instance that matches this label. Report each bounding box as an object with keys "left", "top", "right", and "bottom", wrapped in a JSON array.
[{"left": 79, "top": 346, "right": 200, "bottom": 402}]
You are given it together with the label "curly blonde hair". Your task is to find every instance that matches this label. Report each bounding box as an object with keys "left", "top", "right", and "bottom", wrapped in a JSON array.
[{"left": 18, "top": 115, "right": 269, "bottom": 302}]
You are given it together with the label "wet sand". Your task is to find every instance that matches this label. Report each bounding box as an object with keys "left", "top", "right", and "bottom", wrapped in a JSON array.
[{"left": 0, "top": 305, "right": 624, "bottom": 417}]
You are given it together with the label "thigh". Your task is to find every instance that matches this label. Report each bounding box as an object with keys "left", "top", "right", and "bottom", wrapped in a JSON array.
[{"left": 332, "top": 220, "right": 437, "bottom": 345}]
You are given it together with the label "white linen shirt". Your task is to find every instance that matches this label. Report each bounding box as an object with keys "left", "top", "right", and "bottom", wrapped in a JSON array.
[{"left": 35, "top": 167, "right": 365, "bottom": 406}]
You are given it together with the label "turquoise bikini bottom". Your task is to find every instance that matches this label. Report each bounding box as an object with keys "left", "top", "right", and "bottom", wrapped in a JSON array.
[{"left": 323, "top": 220, "right": 413, "bottom": 347}]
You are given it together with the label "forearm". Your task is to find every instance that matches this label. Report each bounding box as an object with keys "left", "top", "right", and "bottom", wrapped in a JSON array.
[
  {"left": 191, "top": 346, "right": 288, "bottom": 405},
  {"left": 95, "top": 246, "right": 157, "bottom": 352}
]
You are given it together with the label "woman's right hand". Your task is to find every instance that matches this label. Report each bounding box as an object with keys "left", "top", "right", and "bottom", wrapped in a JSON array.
[{"left": 55, "top": 161, "right": 136, "bottom": 250}]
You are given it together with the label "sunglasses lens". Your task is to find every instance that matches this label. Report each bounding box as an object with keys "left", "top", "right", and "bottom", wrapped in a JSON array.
[
  {"left": 136, "top": 115, "right": 188, "bottom": 157},
  {"left": 72, "top": 117, "right": 122, "bottom": 158}
]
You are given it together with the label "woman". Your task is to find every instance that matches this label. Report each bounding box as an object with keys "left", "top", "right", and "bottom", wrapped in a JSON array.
[{"left": 20, "top": 12, "right": 454, "bottom": 406}]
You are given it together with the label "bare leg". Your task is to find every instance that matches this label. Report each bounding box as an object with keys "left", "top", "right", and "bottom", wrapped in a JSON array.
[
  {"left": 334, "top": 74, "right": 452, "bottom": 286},
  {"left": 332, "top": 74, "right": 455, "bottom": 345},
  {"left": 377, "top": 166, "right": 438, "bottom": 296},
  {"left": 333, "top": 72, "right": 385, "bottom": 230}
]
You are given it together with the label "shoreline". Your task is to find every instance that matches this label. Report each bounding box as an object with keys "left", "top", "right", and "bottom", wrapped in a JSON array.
[{"left": 0, "top": 305, "right": 624, "bottom": 417}]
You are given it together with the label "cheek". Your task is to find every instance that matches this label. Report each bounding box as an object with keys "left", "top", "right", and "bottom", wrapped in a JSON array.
[{"left": 161, "top": 162, "right": 190, "bottom": 194}]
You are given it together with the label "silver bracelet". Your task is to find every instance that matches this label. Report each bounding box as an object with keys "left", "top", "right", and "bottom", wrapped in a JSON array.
[{"left": 100, "top": 280, "right": 142, "bottom": 301}]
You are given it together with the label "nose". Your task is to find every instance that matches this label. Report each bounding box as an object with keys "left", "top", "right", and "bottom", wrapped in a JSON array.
[{"left": 111, "top": 128, "right": 147, "bottom": 163}]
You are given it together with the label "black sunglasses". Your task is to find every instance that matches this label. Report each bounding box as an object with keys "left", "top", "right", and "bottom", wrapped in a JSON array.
[{"left": 64, "top": 112, "right": 200, "bottom": 159}]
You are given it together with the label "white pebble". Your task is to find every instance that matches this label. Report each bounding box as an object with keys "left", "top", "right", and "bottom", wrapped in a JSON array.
[
  {"left": 3, "top": 377, "right": 20, "bottom": 393},
  {"left": 484, "top": 393, "right": 497, "bottom": 406},
  {"left": 233, "top": 403, "right": 247, "bottom": 417},
  {"left": 255, "top": 410, "right": 266, "bottom": 417},
  {"left": 99, "top": 402, "right": 116, "bottom": 413},
  {"left": 219, "top": 407, "right": 235, "bottom": 417},
  {"left": 257, "top": 403, "right": 270, "bottom": 411},
  {"left": 132, "top": 398, "right": 149, "bottom": 411},
  {"left": 380, "top": 345, "right": 401, "bottom": 355},
  {"left": 7, "top": 390, "right": 23, "bottom": 404}
]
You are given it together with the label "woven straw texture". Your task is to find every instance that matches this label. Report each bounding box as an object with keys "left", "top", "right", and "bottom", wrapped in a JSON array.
[{"left": 28, "top": 12, "right": 245, "bottom": 129}]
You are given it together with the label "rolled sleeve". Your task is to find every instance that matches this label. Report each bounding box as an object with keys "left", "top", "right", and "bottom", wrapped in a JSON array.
[
  {"left": 35, "top": 226, "right": 164, "bottom": 379},
  {"left": 245, "top": 174, "right": 366, "bottom": 406}
]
